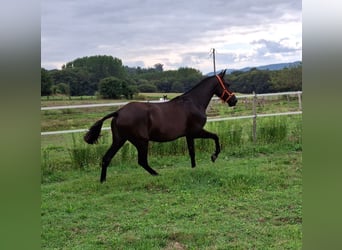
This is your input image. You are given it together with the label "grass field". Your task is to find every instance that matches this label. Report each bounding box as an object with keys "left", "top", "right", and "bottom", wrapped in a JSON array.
[
  {"left": 42, "top": 145, "right": 302, "bottom": 249},
  {"left": 41, "top": 94, "right": 302, "bottom": 249}
]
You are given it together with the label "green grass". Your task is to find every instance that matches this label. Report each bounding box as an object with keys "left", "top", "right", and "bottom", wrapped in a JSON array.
[
  {"left": 41, "top": 148, "right": 302, "bottom": 249},
  {"left": 41, "top": 117, "right": 302, "bottom": 249},
  {"left": 41, "top": 98, "right": 302, "bottom": 249}
]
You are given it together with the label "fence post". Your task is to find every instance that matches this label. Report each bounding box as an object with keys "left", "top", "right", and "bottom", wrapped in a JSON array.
[
  {"left": 298, "top": 92, "right": 302, "bottom": 111},
  {"left": 252, "top": 91, "right": 257, "bottom": 143}
]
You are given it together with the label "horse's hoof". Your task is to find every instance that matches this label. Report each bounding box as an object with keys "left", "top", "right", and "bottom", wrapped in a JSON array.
[{"left": 211, "top": 154, "right": 217, "bottom": 162}]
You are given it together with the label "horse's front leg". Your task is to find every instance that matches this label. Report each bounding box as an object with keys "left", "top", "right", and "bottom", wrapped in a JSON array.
[
  {"left": 186, "top": 136, "right": 196, "bottom": 168},
  {"left": 193, "top": 129, "right": 221, "bottom": 163},
  {"left": 210, "top": 134, "right": 221, "bottom": 162}
]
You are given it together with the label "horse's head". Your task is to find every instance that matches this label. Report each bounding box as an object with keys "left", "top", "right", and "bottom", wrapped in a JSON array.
[{"left": 215, "top": 69, "right": 237, "bottom": 107}]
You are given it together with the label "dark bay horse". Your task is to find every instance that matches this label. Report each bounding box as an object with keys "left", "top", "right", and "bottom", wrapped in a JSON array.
[{"left": 84, "top": 70, "right": 237, "bottom": 182}]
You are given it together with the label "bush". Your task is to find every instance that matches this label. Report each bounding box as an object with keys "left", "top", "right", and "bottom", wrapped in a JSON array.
[
  {"left": 99, "top": 77, "right": 134, "bottom": 99},
  {"left": 138, "top": 83, "right": 157, "bottom": 93}
]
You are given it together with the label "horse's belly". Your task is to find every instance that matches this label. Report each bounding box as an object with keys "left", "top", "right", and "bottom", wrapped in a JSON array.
[{"left": 149, "top": 124, "right": 185, "bottom": 142}]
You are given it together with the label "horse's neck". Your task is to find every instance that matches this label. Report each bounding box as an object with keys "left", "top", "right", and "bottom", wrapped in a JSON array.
[{"left": 182, "top": 78, "right": 216, "bottom": 110}]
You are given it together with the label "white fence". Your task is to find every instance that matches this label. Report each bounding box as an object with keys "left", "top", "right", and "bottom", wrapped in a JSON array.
[
  {"left": 41, "top": 91, "right": 302, "bottom": 136},
  {"left": 41, "top": 100, "right": 165, "bottom": 111}
]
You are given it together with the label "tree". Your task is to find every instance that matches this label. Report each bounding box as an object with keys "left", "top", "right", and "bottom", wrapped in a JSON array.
[
  {"left": 171, "top": 81, "right": 184, "bottom": 92},
  {"left": 138, "top": 83, "right": 157, "bottom": 93},
  {"left": 99, "top": 77, "right": 133, "bottom": 99},
  {"left": 49, "top": 68, "right": 94, "bottom": 96},
  {"left": 154, "top": 63, "right": 164, "bottom": 72},
  {"left": 41, "top": 68, "right": 52, "bottom": 96},
  {"left": 65, "top": 55, "right": 126, "bottom": 81},
  {"left": 55, "top": 83, "right": 70, "bottom": 95},
  {"left": 270, "top": 64, "right": 302, "bottom": 92},
  {"left": 156, "top": 79, "right": 173, "bottom": 92},
  {"left": 176, "top": 67, "right": 203, "bottom": 91},
  {"left": 228, "top": 69, "right": 271, "bottom": 94}
]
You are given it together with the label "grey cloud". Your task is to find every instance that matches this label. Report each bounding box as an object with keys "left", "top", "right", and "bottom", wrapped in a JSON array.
[
  {"left": 41, "top": 0, "right": 302, "bottom": 73},
  {"left": 252, "top": 39, "right": 301, "bottom": 55}
]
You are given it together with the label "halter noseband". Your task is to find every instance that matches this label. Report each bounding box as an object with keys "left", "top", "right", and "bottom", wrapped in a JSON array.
[{"left": 215, "top": 75, "right": 235, "bottom": 103}]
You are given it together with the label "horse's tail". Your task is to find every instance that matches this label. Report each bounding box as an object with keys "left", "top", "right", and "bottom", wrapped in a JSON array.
[{"left": 84, "top": 112, "right": 118, "bottom": 144}]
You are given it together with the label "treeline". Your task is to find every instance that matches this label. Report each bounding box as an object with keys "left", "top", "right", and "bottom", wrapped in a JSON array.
[
  {"left": 227, "top": 65, "right": 302, "bottom": 93},
  {"left": 41, "top": 55, "right": 301, "bottom": 98}
]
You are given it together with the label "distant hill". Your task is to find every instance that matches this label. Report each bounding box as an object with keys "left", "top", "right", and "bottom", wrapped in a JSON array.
[{"left": 206, "top": 61, "right": 302, "bottom": 76}]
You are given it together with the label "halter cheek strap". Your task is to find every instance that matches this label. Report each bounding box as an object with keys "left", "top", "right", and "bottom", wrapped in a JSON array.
[{"left": 215, "top": 75, "right": 235, "bottom": 103}]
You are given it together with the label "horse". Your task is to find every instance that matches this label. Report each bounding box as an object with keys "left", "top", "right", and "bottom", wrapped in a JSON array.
[{"left": 84, "top": 69, "right": 237, "bottom": 182}]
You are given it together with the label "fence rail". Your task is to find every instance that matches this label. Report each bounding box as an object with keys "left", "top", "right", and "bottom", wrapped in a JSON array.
[
  {"left": 236, "top": 91, "right": 302, "bottom": 99},
  {"left": 41, "top": 91, "right": 302, "bottom": 136},
  {"left": 41, "top": 100, "right": 165, "bottom": 110}
]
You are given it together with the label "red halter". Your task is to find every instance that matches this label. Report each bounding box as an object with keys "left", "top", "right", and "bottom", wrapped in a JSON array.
[{"left": 215, "top": 75, "right": 235, "bottom": 103}]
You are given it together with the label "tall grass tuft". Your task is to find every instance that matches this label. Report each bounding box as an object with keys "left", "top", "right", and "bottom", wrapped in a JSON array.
[
  {"left": 69, "top": 133, "right": 109, "bottom": 169},
  {"left": 41, "top": 148, "right": 52, "bottom": 175},
  {"left": 227, "top": 125, "right": 244, "bottom": 146},
  {"left": 256, "top": 117, "right": 288, "bottom": 143}
]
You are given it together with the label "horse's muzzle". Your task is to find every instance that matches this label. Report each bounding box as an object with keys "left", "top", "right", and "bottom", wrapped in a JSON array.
[{"left": 227, "top": 95, "right": 238, "bottom": 107}]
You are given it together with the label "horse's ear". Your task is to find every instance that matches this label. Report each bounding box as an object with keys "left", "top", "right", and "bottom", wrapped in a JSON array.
[{"left": 219, "top": 69, "right": 226, "bottom": 78}]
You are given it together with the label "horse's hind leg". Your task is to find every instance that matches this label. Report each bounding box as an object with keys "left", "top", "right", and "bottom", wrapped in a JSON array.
[
  {"left": 131, "top": 139, "right": 158, "bottom": 176},
  {"left": 100, "top": 138, "right": 126, "bottom": 183}
]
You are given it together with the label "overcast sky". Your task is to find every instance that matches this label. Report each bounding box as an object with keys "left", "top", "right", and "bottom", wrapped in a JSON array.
[{"left": 41, "top": 0, "right": 302, "bottom": 74}]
